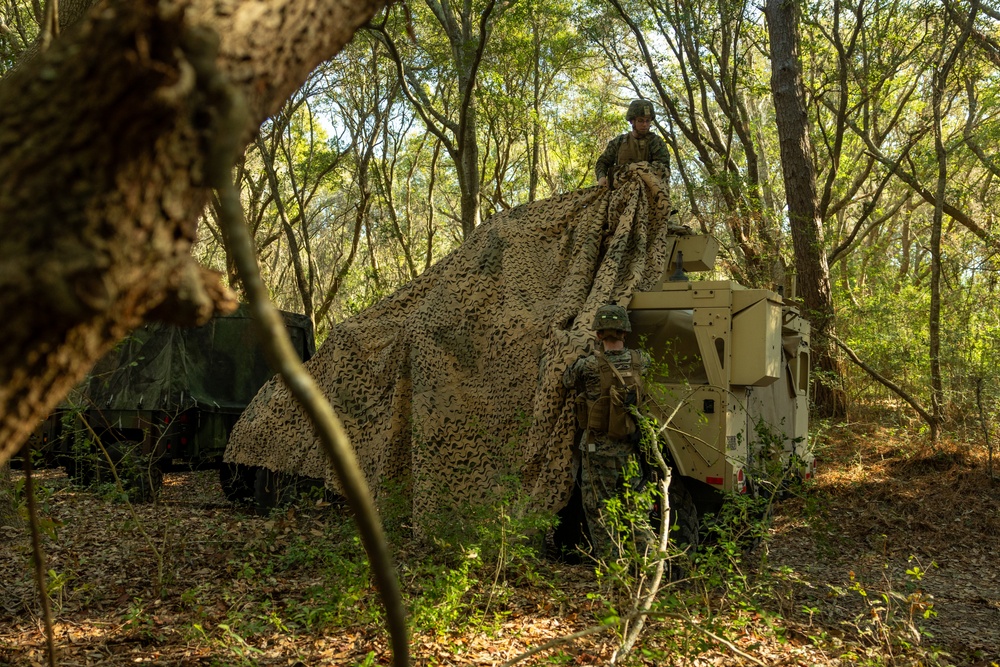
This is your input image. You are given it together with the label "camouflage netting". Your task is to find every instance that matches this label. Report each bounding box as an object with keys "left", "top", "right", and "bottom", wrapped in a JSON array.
[{"left": 225, "top": 163, "right": 676, "bottom": 526}]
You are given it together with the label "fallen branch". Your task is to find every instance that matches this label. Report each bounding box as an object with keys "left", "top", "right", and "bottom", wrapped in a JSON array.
[{"left": 831, "top": 334, "right": 934, "bottom": 426}]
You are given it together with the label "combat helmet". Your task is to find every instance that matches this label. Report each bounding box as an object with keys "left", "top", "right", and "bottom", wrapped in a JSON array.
[
  {"left": 593, "top": 304, "right": 632, "bottom": 332},
  {"left": 626, "top": 99, "right": 656, "bottom": 121}
]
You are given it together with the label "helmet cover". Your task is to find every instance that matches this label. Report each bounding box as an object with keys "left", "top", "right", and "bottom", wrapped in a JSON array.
[
  {"left": 626, "top": 99, "right": 656, "bottom": 121},
  {"left": 593, "top": 304, "right": 632, "bottom": 332}
]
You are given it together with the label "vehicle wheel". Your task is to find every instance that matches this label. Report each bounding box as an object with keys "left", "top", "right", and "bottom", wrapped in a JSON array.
[
  {"left": 649, "top": 472, "right": 699, "bottom": 550},
  {"left": 124, "top": 458, "right": 164, "bottom": 503},
  {"left": 666, "top": 478, "right": 700, "bottom": 552},
  {"left": 61, "top": 443, "right": 98, "bottom": 486},
  {"left": 220, "top": 463, "right": 256, "bottom": 505}
]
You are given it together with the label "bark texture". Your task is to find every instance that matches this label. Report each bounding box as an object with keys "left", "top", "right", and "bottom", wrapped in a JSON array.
[
  {"left": 0, "top": 0, "right": 390, "bottom": 466},
  {"left": 765, "top": 0, "right": 846, "bottom": 418}
]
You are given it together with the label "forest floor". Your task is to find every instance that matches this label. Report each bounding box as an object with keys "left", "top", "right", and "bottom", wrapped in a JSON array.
[{"left": 1, "top": 422, "right": 998, "bottom": 666}]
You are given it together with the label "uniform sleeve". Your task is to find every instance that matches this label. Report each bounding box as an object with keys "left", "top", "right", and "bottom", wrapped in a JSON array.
[
  {"left": 639, "top": 350, "right": 653, "bottom": 376},
  {"left": 649, "top": 135, "right": 670, "bottom": 173},
  {"left": 595, "top": 135, "right": 621, "bottom": 181},
  {"left": 563, "top": 356, "right": 585, "bottom": 389}
]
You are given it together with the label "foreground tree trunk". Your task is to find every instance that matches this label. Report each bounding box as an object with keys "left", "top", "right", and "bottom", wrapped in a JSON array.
[
  {"left": 0, "top": 0, "right": 390, "bottom": 466},
  {"left": 764, "top": 0, "right": 846, "bottom": 418}
]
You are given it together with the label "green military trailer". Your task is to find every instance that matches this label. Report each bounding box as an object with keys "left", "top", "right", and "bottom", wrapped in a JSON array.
[{"left": 54, "top": 305, "right": 315, "bottom": 502}]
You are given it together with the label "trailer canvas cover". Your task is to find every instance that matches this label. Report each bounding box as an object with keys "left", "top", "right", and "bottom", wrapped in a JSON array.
[{"left": 84, "top": 305, "right": 315, "bottom": 414}]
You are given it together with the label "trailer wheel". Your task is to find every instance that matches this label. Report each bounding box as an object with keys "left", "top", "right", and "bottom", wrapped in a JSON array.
[
  {"left": 62, "top": 452, "right": 94, "bottom": 485},
  {"left": 61, "top": 436, "right": 99, "bottom": 486},
  {"left": 219, "top": 463, "right": 256, "bottom": 504},
  {"left": 124, "top": 456, "right": 163, "bottom": 503},
  {"left": 104, "top": 443, "right": 163, "bottom": 503}
]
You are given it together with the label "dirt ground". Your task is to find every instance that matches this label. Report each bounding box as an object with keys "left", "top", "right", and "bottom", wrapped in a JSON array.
[
  {"left": 766, "top": 423, "right": 1000, "bottom": 664},
  {"left": 1, "top": 425, "right": 998, "bottom": 666}
]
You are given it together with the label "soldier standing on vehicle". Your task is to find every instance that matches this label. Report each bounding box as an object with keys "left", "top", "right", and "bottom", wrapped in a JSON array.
[
  {"left": 595, "top": 99, "right": 670, "bottom": 188},
  {"left": 563, "top": 304, "right": 652, "bottom": 558}
]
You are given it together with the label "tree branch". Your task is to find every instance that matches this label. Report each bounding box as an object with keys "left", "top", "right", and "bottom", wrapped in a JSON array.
[
  {"left": 0, "top": 0, "right": 393, "bottom": 465},
  {"left": 858, "top": 136, "right": 1000, "bottom": 252},
  {"left": 827, "top": 151, "right": 908, "bottom": 266},
  {"left": 831, "top": 334, "right": 934, "bottom": 426},
  {"left": 963, "top": 78, "right": 1000, "bottom": 179},
  {"left": 455, "top": 0, "right": 497, "bottom": 154},
  {"left": 207, "top": 66, "right": 408, "bottom": 667},
  {"left": 368, "top": 21, "right": 458, "bottom": 153}
]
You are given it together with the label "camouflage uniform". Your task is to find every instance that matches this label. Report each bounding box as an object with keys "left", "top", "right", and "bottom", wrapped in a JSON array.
[
  {"left": 563, "top": 347, "right": 652, "bottom": 557},
  {"left": 594, "top": 133, "right": 671, "bottom": 185}
]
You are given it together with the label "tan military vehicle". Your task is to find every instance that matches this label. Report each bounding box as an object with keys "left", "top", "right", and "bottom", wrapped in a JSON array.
[{"left": 626, "top": 232, "right": 813, "bottom": 529}]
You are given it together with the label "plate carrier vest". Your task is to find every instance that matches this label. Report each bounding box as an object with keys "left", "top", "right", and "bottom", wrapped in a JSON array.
[{"left": 578, "top": 349, "right": 645, "bottom": 441}]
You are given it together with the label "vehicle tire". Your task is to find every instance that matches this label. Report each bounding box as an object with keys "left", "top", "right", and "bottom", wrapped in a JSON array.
[
  {"left": 125, "top": 458, "right": 164, "bottom": 504},
  {"left": 667, "top": 478, "right": 700, "bottom": 552},
  {"left": 649, "top": 472, "right": 699, "bottom": 551},
  {"left": 61, "top": 442, "right": 98, "bottom": 486},
  {"left": 220, "top": 463, "right": 256, "bottom": 505}
]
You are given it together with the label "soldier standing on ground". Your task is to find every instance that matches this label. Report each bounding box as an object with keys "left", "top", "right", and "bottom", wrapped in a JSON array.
[
  {"left": 563, "top": 304, "right": 652, "bottom": 558},
  {"left": 595, "top": 99, "right": 671, "bottom": 188}
]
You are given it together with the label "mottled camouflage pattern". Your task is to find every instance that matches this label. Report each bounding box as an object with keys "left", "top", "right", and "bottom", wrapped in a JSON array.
[
  {"left": 563, "top": 348, "right": 651, "bottom": 556},
  {"left": 563, "top": 349, "right": 652, "bottom": 402},
  {"left": 595, "top": 133, "right": 670, "bottom": 183},
  {"left": 593, "top": 304, "right": 631, "bottom": 332},
  {"left": 626, "top": 99, "right": 656, "bottom": 121},
  {"left": 578, "top": 435, "right": 638, "bottom": 556}
]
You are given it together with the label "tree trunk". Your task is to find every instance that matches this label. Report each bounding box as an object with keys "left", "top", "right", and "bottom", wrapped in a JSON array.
[
  {"left": 764, "top": 0, "right": 846, "bottom": 418},
  {"left": 528, "top": 11, "right": 541, "bottom": 203},
  {"left": 454, "top": 39, "right": 482, "bottom": 240},
  {"left": 930, "top": 84, "right": 946, "bottom": 444},
  {"left": 0, "top": 0, "right": 391, "bottom": 467},
  {"left": 927, "top": 0, "right": 979, "bottom": 443},
  {"left": 458, "top": 110, "right": 482, "bottom": 239}
]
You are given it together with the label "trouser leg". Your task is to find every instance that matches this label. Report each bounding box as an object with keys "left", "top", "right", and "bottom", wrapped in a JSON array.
[{"left": 580, "top": 447, "right": 629, "bottom": 559}]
